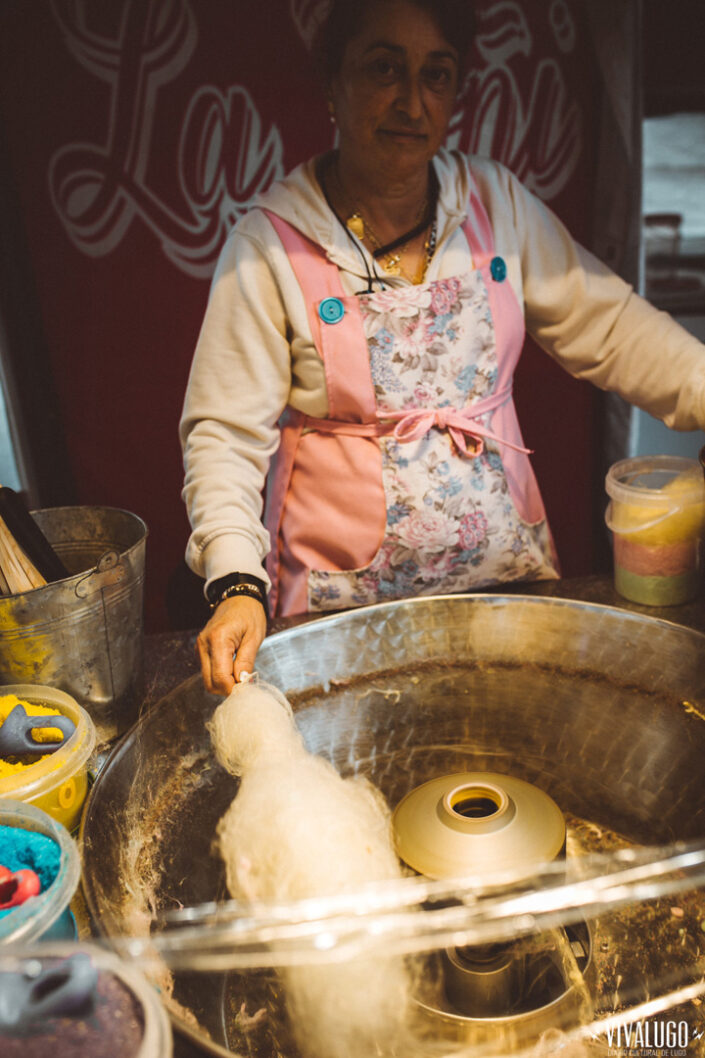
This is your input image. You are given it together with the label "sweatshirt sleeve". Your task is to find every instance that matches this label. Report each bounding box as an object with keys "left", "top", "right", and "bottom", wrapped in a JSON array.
[
  {"left": 501, "top": 165, "right": 705, "bottom": 431},
  {"left": 179, "top": 221, "right": 292, "bottom": 589}
]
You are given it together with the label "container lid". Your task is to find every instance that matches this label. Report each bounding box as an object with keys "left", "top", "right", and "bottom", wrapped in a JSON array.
[
  {"left": 0, "top": 684, "right": 96, "bottom": 801},
  {"left": 605, "top": 455, "right": 705, "bottom": 507},
  {"left": 0, "top": 799, "right": 80, "bottom": 943},
  {"left": 0, "top": 941, "right": 172, "bottom": 1057},
  {"left": 392, "top": 772, "right": 566, "bottom": 880}
]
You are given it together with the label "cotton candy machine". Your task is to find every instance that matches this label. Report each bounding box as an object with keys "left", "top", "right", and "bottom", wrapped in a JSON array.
[
  {"left": 80, "top": 595, "right": 705, "bottom": 1056},
  {"left": 392, "top": 770, "right": 592, "bottom": 1044}
]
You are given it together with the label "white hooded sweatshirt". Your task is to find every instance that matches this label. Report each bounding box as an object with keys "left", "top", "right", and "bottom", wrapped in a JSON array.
[{"left": 180, "top": 148, "right": 705, "bottom": 592}]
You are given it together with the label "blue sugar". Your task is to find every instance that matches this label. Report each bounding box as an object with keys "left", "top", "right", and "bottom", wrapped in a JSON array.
[{"left": 0, "top": 823, "right": 61, "bottom": 918}]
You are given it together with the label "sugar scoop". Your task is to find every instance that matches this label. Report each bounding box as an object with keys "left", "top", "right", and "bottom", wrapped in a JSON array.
[{"left": 0, "top": 703, "right": 75, "bottom": 758}]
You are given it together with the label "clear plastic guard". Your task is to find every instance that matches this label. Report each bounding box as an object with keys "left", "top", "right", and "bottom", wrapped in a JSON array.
[{"left": 111, "top": 840, "right": 705, "bottom": 1056}]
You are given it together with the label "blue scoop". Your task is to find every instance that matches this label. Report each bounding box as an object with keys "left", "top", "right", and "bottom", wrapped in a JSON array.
[
  {"left": 0, "top": 703, "right": 75, "bottom": 758},
  {"left": 0, "top": 953, "right": 98, "bottom": 1034}
]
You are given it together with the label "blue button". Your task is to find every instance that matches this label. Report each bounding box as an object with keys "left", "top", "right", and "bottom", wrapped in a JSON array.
[
  {"left": 318, "top": 297, "right": 345, "bottom": 324},
  {"left": 490, "top": 256, "right": 507, "bottom": 282}
]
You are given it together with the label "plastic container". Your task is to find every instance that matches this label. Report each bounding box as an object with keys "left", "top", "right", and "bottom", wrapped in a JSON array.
[
  {"left": 0, "top": 799, "right": 80, "bottom": 943},
  {"left": 605, "top": 455, "right": 705, "bottom": 605},
  {"left": 0, "top": 941, "right": 172, "bottom": 1057},
  {"left": 0, "top": 684, "right": 96, "bottom": 831}
]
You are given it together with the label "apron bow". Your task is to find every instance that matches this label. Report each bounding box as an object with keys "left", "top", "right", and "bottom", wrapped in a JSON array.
[{"left": 379, "top": 391, "right": 531, "bottom": 457}]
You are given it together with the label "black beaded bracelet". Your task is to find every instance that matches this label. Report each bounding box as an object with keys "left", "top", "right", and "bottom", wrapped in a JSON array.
[{"left": 206, "top": 572, "right": 268, "bottom": 616}]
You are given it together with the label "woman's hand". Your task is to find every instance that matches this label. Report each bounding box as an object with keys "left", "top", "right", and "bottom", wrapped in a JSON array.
[{"left": 196, "top": 596, "right": 268, "bottom": 694}]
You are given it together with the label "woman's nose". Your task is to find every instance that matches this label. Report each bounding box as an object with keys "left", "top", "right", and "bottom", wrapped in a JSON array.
[{"left": 395, "top": 73, "right": 424, "bottom": 120}]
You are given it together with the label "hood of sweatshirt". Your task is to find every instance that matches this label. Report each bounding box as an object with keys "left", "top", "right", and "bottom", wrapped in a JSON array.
[{"left": 251, "top": 147, "right": 473, "bottom": 279}]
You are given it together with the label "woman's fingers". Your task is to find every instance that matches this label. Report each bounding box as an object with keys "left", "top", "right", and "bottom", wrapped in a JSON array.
[
  {"left": 195, "top": 631, "right": 221, "bottom": 694},
  {"left": 196, "top": 622, "right": 234, "bottom": 694},
  {"left": 232, "top": 622, "right": 264, "bottom": 684},
  {"left": 196, "top": 596, "right": 267, "bottom": 695}
]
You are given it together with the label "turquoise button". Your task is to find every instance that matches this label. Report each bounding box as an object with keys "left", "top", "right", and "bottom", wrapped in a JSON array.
[
  {"left": 490, "top": 256, "right": 507, "bottom": 282},
  {"left": 318, "top": 297, "right": 345, "bottom": 324}
]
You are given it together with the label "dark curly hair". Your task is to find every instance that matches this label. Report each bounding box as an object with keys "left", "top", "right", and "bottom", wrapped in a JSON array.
[{"left": 313, "top": 0, "right": 477, "bottom": 86}]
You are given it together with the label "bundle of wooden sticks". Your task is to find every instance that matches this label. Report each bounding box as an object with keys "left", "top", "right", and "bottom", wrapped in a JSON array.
[{"left": 0, "top": 487, "right": 68, "bottom": 595}]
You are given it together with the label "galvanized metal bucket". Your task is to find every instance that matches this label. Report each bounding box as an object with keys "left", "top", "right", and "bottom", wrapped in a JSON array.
[{"left": 0, "top": 506, "right": 147, "bottom": 743}]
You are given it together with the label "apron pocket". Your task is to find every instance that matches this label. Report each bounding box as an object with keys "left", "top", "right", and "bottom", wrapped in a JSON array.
[{"left": 281, "top": 432, "right": 387, "bottom": 573}]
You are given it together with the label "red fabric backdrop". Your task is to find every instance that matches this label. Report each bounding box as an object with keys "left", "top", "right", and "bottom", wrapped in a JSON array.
[{"left": 0, "top": 0, "right": 605, "bottom": 630}]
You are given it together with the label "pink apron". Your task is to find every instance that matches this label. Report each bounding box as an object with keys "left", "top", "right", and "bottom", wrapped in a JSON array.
[{"left": 263, "top": 178, "right": 559, "bottom": 617}]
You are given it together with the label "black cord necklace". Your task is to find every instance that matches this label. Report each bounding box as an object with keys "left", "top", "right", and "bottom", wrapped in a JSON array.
[
  {"left": 318, "top": 154, "right": 386, "bottom": 293},
  {"left": 369, "top": 165, "right": 440, "bottom": 260},
  {"left": 318, "top": 153, "right": 440, "bottom": 290}
]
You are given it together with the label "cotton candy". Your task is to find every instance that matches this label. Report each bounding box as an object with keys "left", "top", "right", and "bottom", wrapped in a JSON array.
[{"left": 210, "top": 679, "right": 414, "bottom": 1057}]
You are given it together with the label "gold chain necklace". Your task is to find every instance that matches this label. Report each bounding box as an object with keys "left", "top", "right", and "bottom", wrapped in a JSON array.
[
  {"left": 364, "top": 218, "right": 434, "bottom": 283},
  {"left": 334, "top": 163, "right": 431, "bottom": 281},
  {"left": 356, "top": 210, "right": 427, "bottom": 278}
]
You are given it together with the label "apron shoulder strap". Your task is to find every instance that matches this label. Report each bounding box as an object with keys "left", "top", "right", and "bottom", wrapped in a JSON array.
[
  {"left": 262, "top": 209, "right": 376, "bottom": 423},
  {"left": 263, "top": 210, "right": 346, "bottom": 303}
]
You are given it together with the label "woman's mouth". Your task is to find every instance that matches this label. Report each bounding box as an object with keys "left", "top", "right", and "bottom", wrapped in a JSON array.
[{"left": 379, "top": 128, "right": 427, "bottom": 143}]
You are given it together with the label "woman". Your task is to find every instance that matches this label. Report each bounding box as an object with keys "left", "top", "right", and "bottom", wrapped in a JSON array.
[{"left": 181, "top": 0, "right": 705, "bottom": 693}]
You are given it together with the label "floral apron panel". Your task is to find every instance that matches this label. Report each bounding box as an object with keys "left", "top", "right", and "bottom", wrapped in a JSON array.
[{"left": 263, "top": 192, "right": 558, "bottom": 617}]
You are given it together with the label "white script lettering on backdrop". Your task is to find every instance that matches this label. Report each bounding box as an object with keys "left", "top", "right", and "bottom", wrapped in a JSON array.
[
  {"left": 48, "top": 0, "right": 284, "bottom": 278},
  {"left": 446, "top": 0, "right": 582, "bottom": 201},
  {"left": 49, "top": 0, "right": 581, "bottom": 278}
]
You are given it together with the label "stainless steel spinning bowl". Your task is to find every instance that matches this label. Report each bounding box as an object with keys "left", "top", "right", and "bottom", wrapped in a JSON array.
[{"left": 80, "top": 595, "right": 705, "bottom": 1055}]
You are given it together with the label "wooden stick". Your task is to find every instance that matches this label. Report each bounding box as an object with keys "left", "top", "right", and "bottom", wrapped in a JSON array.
[
  {"left": 0, "top": 486, "right": 68, "bottom": 581},
  {"left": 0, "top": 514, "right": 47, "bottom": 593}
]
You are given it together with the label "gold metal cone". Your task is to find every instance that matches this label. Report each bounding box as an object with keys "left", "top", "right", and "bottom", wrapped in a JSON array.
[{"left": 392, "top": 771, "right": 566, "bottom": 880}]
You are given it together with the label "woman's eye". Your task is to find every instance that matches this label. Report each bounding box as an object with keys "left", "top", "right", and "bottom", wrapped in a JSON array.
[
  {"left": 423, "top": 66, "right": 453, "bottom": 91},
  {"left": 368, "top": 58, "right": 400, "bottom": 83}
]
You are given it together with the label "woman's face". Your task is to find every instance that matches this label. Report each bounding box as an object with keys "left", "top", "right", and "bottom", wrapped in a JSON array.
[{"left": 329, "top": 0, "right": 459, "bottom": 185}]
